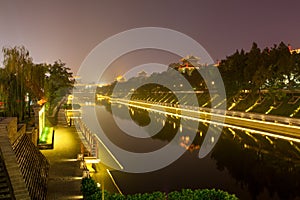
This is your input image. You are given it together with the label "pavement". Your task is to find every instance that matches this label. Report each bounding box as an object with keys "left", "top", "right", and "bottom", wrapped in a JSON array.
[
  {"left": 41, "top": 125, "right": 83, "bottom": 200},
  {"left": 41, "top": 110, "right": 122, "bottom": 199}
]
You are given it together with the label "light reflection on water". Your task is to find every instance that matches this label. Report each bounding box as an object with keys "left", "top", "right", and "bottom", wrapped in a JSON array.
[{"left": 96, "top": 103, "right": 300, "bottom": 200}]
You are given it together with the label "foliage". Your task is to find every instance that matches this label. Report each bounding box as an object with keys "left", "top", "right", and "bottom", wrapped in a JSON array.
[
  {"left": 97, "top": 42, "right": 300, "bottom": 111},
  {"left": 81, "top": 178, "right": 238, "bottom": 200},
  {"left": 0, "top": 46, "right": 34, "bottom": 120},
  {"left": 168, "top": 189, "right": 238, "bottom": 200},
  {"left": 44, "top": 60, "right": 74, "bottom": 116},
  {"left": 0, "top": 46, "right": 74, "bottom": 122},
  {"left": 81, "top": 177, "right": 99, "bottom": 198},
  {"left": 219, "top": 42, "right": 300, "bottom": 99}
]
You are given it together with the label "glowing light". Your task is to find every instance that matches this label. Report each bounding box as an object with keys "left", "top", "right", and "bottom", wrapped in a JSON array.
[
  {"left": 245, "top": 101, "right": 258, "bottom": 112},
  {"left": 199, "top": 131, "right": 202, "bottom": 137},
  {"left": 110, "top": 97, "right": 300, "bottom": 143},
  {"left": 245, "top": 131, "right": 258, "bottom": 142},
  {"left": 265, "top": 136, "right": 273, "bottom": 145},
  {"left": 213, "top": 99, "right": 226, "bottom": 109},
  {"left": 290, "top": 105, "right": 300, "bottom": 117},
  {"left": 202, "top": 95, "right": 217, "bottom": 107},
  {"left": 228, "top": 102, "right": 236, "bottom": 110},
  {"left": 84, "top": 157, "right": 100, "bottom": 164},
  {"left": 116, "top": 75, "right": 125, "bottom": 82},
  {"left": 265, "top": 106, "right": 274, "bottom": 114},
  {"left": 228, "top": 128, "right": 236, "bottom": 136},
  {"left": 38, "top": 98, "right": 47, "bottom": 105}
]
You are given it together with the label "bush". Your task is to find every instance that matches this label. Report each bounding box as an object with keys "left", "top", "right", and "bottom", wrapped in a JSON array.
[
  {"left": 81, "top": 177, "right": 238, "bottom": 200},
  {"left": 126, "top": 191, "right": 165, "bottom": 200},
  {"left": 81, "top": 178, "right": 99, "bottom": 198},
  {"left": 168, "top": 189, "right": 238, "bottom": 200}
]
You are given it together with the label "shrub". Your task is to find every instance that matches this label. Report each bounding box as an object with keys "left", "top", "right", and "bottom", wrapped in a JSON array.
[
  {"left": 81, "top": 178, "right": 99, "bottom": 198},
  {"left": 168, "top": 188, "right": 238, "bottom": 200},
  {"left": 81, "top": 177, "right": 238, "bottom": 200}
]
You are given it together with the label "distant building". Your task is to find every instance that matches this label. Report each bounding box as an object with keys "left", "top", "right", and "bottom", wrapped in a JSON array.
[
  {"left": 138, "top": 70, "right": 148, "bottom": 78},
  {"left": 180, "top": 55, "right": 201, "bottom": 68},
  {"left": 288, "top": 44, "right": 300, "bottom": 54},
  {"left": 290, "top": 48, "right": 300, "bottom": 54},
  {"left": 178, "top": 55, "right": 201, "bottom": 76}
]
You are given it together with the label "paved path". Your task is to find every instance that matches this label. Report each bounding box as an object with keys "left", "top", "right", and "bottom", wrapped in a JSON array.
[
  {"left": 41, "top": 125, "right": 83, "bottom": 200},
  {"left": 41, "top": 110, "right": 121, "bottom": 199}
]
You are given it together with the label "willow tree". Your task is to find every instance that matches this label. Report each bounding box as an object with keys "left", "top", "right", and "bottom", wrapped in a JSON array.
[
  {"left": 1, "top": 46, "right": 74, "bottom": 122},
  {"left": 1, "top": 46, "right": 33, "bottom": 121}
]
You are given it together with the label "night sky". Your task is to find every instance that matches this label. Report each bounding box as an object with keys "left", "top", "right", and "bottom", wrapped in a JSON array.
[{"left": 1, "top": 0, "right": 300, "bottom": 81}]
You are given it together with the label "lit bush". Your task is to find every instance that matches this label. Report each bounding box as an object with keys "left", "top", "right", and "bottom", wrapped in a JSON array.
[{"left": 81, "top": 177, "right": 238, "bottom": 200}]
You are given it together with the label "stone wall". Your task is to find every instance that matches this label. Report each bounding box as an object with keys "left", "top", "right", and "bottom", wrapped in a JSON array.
[
  {"left": 0, "top": 119, "right": 31, "bottom": 200},
  {"left": 0, "top": 117, "right": 18, "bottom": 144},
  {"left": 26, "top": 128, "right": 38, "bottom": 146},
  {"left": 12, "top": 134, "right": 49, "bottom": 200},
  {"left": 0, "top": 117, "right": 49, "bottom": 200},
  {"left": 0, "top": 118, "right": 27, "bottom": 144}
]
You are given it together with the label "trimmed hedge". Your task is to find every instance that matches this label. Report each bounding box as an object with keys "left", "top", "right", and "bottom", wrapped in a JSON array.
[
  {"left": 168, "top": 189, "right": 238, "bottom": 200},
  {"left": 81, "top": 178, "right": 239, "bottom": 200}
]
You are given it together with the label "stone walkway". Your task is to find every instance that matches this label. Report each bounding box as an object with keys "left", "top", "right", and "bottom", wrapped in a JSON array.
[
  {"left": 41, "top": 124, "right": 83, "bottom": 200},
  {"left": 41, "top": 109, "right": 122, "bottom": 199}
]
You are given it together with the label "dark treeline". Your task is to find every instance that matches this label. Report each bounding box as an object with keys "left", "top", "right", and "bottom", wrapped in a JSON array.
[
  {"left": 97, "top": 42, "right": 300, "bottom": 107},
  {"left": 219, "top": 42, "right": 300, "bottom": 98}
]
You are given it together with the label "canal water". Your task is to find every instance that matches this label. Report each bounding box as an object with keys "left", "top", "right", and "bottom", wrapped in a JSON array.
[{"left": 93, "top": 103, "right": 300, "bottom": 200}]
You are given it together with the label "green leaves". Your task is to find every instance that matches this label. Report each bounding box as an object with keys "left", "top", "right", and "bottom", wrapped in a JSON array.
[
  {"left": 81, "top": 177, "right": 238, "bottom": 200},
  {"left": 0, "top": 46, "right": 74, "bottom": 122},
  {"left": 219, "top": 42, "right": 300, "bottom": 99},
  {"left": 168, "top": 189, "right": 238, "bottom": 200},
  {"left": 81, "top": 177, "right": 99, "bottom": 198},
  {"left": 0, "top": 46, "right": 33, "bottom": 120},
  {"left": 44, "top": 60, "right": 74, "bottom": 117}
]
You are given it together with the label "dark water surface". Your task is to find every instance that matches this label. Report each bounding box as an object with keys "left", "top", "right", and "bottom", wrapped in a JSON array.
[{"left": 95, "top": 104, "right": 300, "bottom": 200}]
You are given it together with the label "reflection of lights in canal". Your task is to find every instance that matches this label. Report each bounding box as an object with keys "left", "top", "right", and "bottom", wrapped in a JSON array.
[{"left": 112, "top": 99, "right": 300, "bottom": 143}]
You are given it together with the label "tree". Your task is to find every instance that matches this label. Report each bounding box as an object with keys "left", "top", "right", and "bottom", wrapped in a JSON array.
[
  {"left": 0, "top": 46, "right": 74, "bottom": 123},
  {"left": 219, "top": 49, "right": 247, "bottom": 97},
  {"left": 251, "top": 47, "right": 273, "bottom": 95},
  {"left": 245, "top": 42, "right": 261, "bottom": 90},
  {"left": 1, "top": 46, "right": 33, "bottom": 121},
  {"left": 44, "top": 60, "right": 74, "bottom": 118}
]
